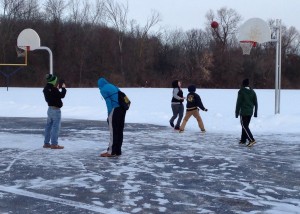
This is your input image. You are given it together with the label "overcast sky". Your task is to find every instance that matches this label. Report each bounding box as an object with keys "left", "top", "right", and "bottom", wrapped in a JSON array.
[{"left": 121, "top": 0, "right": 300, "bottom": 31}]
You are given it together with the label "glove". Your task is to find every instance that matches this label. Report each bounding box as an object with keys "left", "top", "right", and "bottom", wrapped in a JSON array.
[
  {"left": 254, "top": 113, "right": 257, "bottom": 118},
  {"left": 204, "top": 109, "right": 208, "bottom": 112},
  {"left": 235, "top": 114, "right": 239, "bottom": 118}
]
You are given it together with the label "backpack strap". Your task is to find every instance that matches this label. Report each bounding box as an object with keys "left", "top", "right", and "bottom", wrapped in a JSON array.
[
  {"left": 104, "top": 91, "right": 120, "bottom": 105},
  {"left": 104, "top": 91, "right": 118, "bottom": 99}
]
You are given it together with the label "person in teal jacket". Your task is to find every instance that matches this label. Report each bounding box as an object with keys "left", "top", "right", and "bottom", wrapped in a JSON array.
[
  {"left": 98, "top": 77, "right": 126, "bottom": 157},
  {"left": 235, "top": 78, "right": 258, "bottom": 147}
]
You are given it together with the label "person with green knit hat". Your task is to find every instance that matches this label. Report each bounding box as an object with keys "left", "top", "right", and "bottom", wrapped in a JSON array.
[
  {"left": 43, "top": 74, "right": 67, "bottom": 149},
  {"left": 46, "top": 74, "right": 58, "bottom": 85}
]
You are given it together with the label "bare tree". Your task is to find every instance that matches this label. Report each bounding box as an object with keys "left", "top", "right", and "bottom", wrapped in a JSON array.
[
  {"left": 183, "top": 29, "right": 212, "bottom": 83},
  {"left": 92, "top": 0, "right": 106, "bottom": 26},
  {"left": 68, "top": 0, "right": 88, "bottom": 24},
  {"left": 66, "top": 0, "right": 106, "bottom": 86},
  {"left": 128, "top": 10, "right": 161, "bottom": 82},
  {"left": 1, "top": 0, "right": 25, "bottom": 20},
  {"left": 0, "top": 0, "right": 41, "bottom": 21},
  {"left": 204, "top": 7, "right": 242, "bottom": 87},
  {"left": 206, "top": 7, "right": 242, "bottom": 51},
  {"left": 104, "top": 0, "right": 128, "bottom": 78},
  {"left": 270, "top": 22, "right": 300, "bottom": 87},
  {"left": 140, "top": 10, "right": 160, "bottom": 38},
  {"left": 131, "top": 10, "right": 161, "bottom": 57},
  {"left": 0, "top": 0, "right": 28, "bottom": 61},
  {"left": 22, "top": 0, "right": 40, "bottom": 20},
  {"left": 282, "top": 26, "right": 300, "bottom": 55},
  {"left": 67, "top": 0, "right": 105, "bottom": 26},
  {"left": 43, "top": 0, "right": 67, "bottom": 22},
  {"left": 159, "top": 29, "right": 186, "bottom": 80}
]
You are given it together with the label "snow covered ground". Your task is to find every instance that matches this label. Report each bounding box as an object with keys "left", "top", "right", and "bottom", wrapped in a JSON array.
[
  {"left": 0, "top": 87, "right": 300, "bottom": 213},
  {"left": 1, "top": 87, "right": 300, "bottom": 133}
]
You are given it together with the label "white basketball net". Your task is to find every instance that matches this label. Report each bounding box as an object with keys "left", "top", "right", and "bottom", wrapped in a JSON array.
[{"left": 239, "top": 41, "right": 255, "bottom": 55}]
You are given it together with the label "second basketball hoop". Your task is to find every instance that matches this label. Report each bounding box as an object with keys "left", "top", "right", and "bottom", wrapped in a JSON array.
[
  {"left": 239, "top": 40, "right": 257, "bottom": 55},
  {"left": 237, "top": 18, "right": 271, "bottom": 55}
]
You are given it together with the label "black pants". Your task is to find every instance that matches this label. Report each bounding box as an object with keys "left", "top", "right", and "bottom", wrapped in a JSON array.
[
  {"left": 108, "top": 107, "right": 126, "bottom": 155},
  {"left": 240, "top": 115, "right": 255, "bottom": 142}
]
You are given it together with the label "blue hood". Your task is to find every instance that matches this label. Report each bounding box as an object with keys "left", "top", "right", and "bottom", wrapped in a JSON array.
[{"left": 98, "top": 78, "right": 109, "bottom": 89}]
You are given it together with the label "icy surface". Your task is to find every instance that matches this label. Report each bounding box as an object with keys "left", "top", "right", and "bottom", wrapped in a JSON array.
[{"left": 0, "top": 118, "right": 299, "bottom": 213}]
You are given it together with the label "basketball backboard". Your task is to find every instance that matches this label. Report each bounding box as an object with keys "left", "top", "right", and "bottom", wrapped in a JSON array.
[
  {"left": 237, "top": 18, "right": 271, "bottom": 44},
  {"left": 17, "top": 28, "right": 41, "bottom": 50}
]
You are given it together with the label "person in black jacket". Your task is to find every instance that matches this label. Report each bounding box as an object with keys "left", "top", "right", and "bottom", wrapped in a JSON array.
[
  {"left": 169, "top": 80, "right": 185, "bottom": 130},
  {"left": 179, "top": 85, "right": 207, "bottom": 133},
  {"left": 43, "top": 74, "right": 67, "bottom": 149}
]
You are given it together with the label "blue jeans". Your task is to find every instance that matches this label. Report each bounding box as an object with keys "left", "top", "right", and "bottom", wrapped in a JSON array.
[
  {"left": 170, "top": 103, "right": 184, "bottom": 127},
  {"left": 44, "top": 107, "right": 61, "bottom": 145}
]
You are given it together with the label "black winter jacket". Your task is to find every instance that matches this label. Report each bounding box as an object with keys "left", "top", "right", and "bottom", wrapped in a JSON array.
[
  {"left": 43, "top": 83, "right": 66, "bottom": 108},
  {"left": 186, "top": 92, "right": 206, "bottom": 111}
]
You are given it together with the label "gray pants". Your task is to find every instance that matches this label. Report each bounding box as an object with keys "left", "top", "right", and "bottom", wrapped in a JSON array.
[{"left": 170, "top": 103, "right": 184, "bottom": 127}]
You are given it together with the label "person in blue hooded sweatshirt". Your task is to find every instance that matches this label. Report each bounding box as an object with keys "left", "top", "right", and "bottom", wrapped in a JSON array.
[{"left": 98, "top": 77, "right": 126, "bottom": 157}]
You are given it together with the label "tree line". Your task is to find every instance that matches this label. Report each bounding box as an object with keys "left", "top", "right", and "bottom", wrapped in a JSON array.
[{"left": 1, "top": 0, "right": 300, "bottom": 88}]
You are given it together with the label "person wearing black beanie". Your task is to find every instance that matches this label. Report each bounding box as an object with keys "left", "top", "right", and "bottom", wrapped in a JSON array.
[
  {"left": 179, "top": 85, "right": 207, "bottom": 133},
  {"left": 242, "top": 78, "right": 250, "bottom": 87},
  {"left": 235, "top": 78, "right": 258, "bottom": 147}
]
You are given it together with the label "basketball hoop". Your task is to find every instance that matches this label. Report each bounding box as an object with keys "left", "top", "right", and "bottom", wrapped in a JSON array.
[{"left": 239, "top": 40, "right": 257, "bottom": 55}]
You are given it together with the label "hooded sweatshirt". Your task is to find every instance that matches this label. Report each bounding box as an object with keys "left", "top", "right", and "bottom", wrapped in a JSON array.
[
  {"left": 235, "top": 87, "right": 258, "bottom": 117},
  {"left": 98, "top": 78, "right": 119, "bottom": 115}
]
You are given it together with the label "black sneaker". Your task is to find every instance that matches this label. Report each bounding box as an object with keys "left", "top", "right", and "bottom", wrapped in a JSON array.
[
  {"left": 239, "top": 140, "right": 246, "bottom": 144},
  {"left": 170, "top": 121, "right": 174, "bottom": 128},
  {"left": 174, "top": 125, "right": 180, "bottom": 130}
]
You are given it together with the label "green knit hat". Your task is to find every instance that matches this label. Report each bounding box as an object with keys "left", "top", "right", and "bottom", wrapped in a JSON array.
[{"left": 45, "top": 74, "right": 57, "bottom": 85}]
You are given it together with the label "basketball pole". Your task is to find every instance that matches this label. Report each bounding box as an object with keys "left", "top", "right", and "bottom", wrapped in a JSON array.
[{"left": 274, "top": 19, "right": 282, "bottom": 114}]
